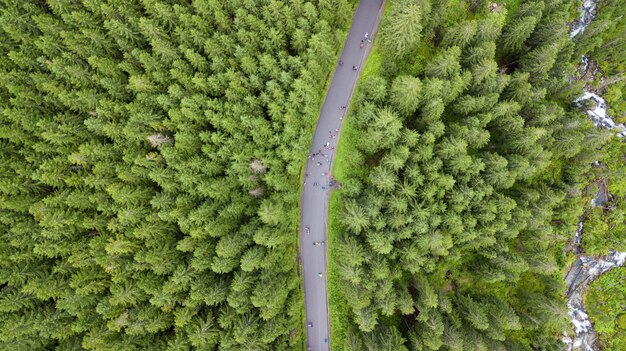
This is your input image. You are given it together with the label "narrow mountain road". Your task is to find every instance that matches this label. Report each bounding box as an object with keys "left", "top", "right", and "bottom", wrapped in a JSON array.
[{"left": 300, "top": 1, "right": 384, "bottom": 350}]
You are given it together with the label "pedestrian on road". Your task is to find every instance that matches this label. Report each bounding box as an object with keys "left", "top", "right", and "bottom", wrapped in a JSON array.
[
  {"left": 335, "top": 129, "right": 339, "bottom": 132},
  {"left": 365, "top": 32, "right": 369, "bottom": 39},
  {"left": 305, "top": 227, "right": 310, "bottom": 233},
  {"left": 339, "top": 60, "right": 343, "bottom": 66}
]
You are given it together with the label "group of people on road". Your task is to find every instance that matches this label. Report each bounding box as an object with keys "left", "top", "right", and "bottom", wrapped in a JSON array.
[
  {"left": 303, "top": 32, "right": 373, "bottom": 351},
  {"left": 305, "top": 126, "right": 340, "bottom": 190},
  {"left": 304, "top": 226, "right": 325, "bottom": 278}
]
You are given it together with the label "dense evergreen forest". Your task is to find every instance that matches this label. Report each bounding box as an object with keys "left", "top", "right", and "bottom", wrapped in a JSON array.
[
  {"left": 586, "top": 266, "right": 626, "bottom": 350},
  {"left": 1, "top": 0, "right": 624, "bottom": 350},
  {"left": 0, "top": 0, "right": 352, "bottom": 349},
  {"left": 330, "top": 0, "right": 624, "bottom": 349}
]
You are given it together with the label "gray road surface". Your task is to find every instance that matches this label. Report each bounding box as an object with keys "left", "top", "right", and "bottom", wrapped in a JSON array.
[{"left": 300, "top": 1, "right": 384, "bottom": 350}]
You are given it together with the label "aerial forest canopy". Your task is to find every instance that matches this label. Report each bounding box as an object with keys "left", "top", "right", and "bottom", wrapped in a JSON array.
[
  {"left": 331, "top": 0, "right": 617, "bottom": 349},
  {"left": 0, "top": 0, "right": 352, "bottom": 349}
]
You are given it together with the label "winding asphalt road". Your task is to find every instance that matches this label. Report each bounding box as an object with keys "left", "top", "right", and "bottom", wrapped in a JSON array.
[{"left": 300, "top": 1, "right": 384, "bottom": 350}]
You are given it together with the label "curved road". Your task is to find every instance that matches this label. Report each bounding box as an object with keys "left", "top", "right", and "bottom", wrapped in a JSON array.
[{"left": 300, "top": 1, "right": 384, "bottom": 350}]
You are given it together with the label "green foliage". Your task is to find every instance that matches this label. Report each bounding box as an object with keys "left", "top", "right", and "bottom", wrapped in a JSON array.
[
  {"left": 390, "top": 75, "right": 423, "bottom": 117},
  {"left": 585, "top": 267, "right": 626, "bottom": 350},
  {"left": 582, "top": 137, "right": 626, "bottom": 255},
  {"left": 0, "top": 0, "right": 352, "bottom": 349},
  {"left": 379, "top": 0, "right": 424, "bottom": 59},
  {"left": 498, "top": 15, "right": 538, "bottom": 54}
]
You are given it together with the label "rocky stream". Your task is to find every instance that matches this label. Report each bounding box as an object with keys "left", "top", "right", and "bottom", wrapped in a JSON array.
[{"left": 563, "top": 1, "right": 626, "bottom": 350}]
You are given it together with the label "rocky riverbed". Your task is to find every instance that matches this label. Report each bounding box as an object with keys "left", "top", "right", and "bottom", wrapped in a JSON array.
[
  {"left": 570, "top": 0, "right": 599, "bottom": 37},
  {"left": 563, "top": 1, "right": 626, "bottom": 350},
  {"left": 563, "top": 252, "right": 626, "bottom": 350}
]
